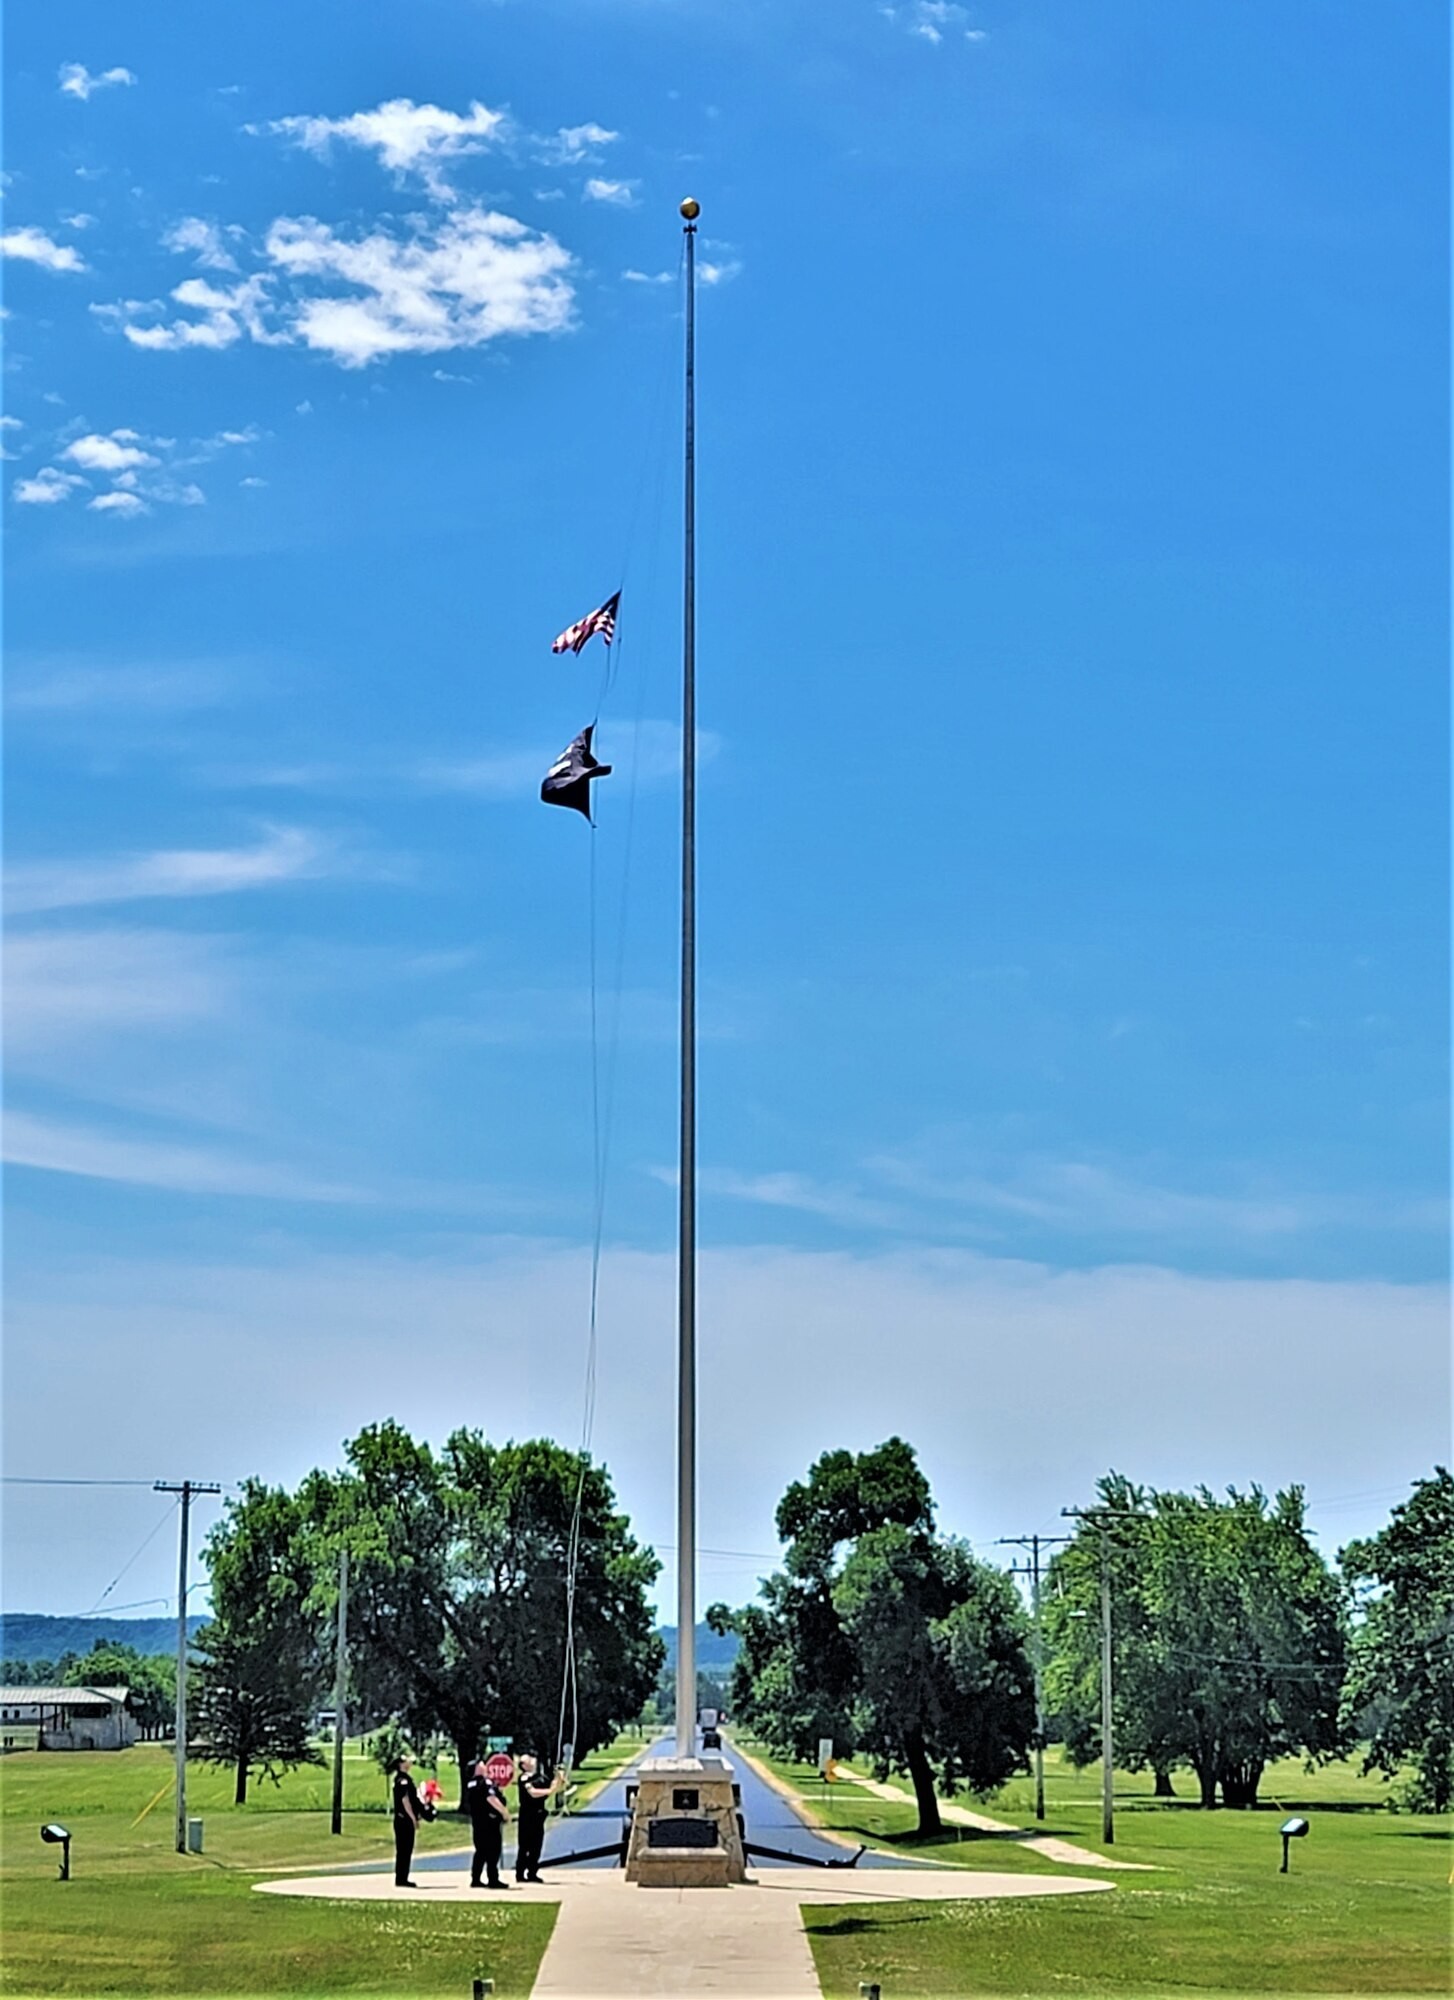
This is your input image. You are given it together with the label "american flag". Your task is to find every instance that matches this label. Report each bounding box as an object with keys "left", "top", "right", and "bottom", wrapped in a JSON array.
[{"left": 552, "top": 590, "right": 620, "bottom": 656}]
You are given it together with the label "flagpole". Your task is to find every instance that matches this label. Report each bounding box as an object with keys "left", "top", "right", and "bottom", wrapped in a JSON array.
[{"left": 675, "top": 196, "right": 699, "bottom": 1760}]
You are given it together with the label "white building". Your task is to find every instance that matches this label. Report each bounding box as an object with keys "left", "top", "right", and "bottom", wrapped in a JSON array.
[{"left": 0, "top": 1685, "right": 139, "bottom": 1751}]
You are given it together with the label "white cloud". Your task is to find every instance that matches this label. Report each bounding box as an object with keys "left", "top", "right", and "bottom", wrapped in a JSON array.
[
  {"left": 0, "top": 228, "right": 87, "bottom": 273},
  {"left": 5, "top": 825, "right": 339, "bottom": 915},
  {"left": 584, "top": 177, "right": 638, "bottom": 207},
  {"left": 265, "top": 207, "right": 573, "bottom": 365},
  {"left": 58, "top": 63, "right": 137, "bottom": 101},
  {"left": 123, "top": 274, "right": 277, "bottom": 351},
  {"left": 263, "top": 97, "right": 508, "bottom": 201},
  {"left": 5, "top": 928, "right": 230, "bottom": 1055},
  {"left": 64, "top": 429, "right": 159, "bottom": 473},
  {"left": 702, "top": 1145, "right": 1446, "bottom": 1261},
  {"left": 62, "top": 212, "right": 98, "bottom": 230},
  {"left": 542, "top": 122, "right": 619, "bottom": 164},
  {"left": 88, "top": 489, "right": 147, "bottom": 516},
  {"left": 623, "top": 268, "right": 673, "bottom": 286},
  {"left": 12, "top": 466, "right": 86, "bottom": 505},
  {"left": 6, "top": 662, "right": 233, "bottom": 713},
  {"left": 0, "top": 416, "right": 23, "bottom": 431},
  {"left": 699, "top": 258, "right": 742, "bottom": 286},
  {"left": 162, "top": 216, "right": 239, "bottom": 272},
  {"left": 882, "top": 1, "right": 984, "bottom": 42},
  {"left": 3, "top": 1238, "right": 1442, "bottom": 1619},
  {"left": 111, "top": 208, "right": 573, "bottom": 367},
  {"left": 239, "top": 475, "right": 267, "bottom": 487},
  {"left": 3, "top": 1108, "right": 361, "bottom": 1203}
]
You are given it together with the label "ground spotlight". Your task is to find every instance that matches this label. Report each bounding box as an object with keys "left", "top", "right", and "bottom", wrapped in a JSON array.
[{"left": 40, "top": 1823, "right": 71, "bottom": 1880}]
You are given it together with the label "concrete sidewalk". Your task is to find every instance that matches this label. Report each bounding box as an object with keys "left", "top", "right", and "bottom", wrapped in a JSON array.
[
  {"left": 256, "top": 1860, "right": 1114, "bottom": 1996},
  {"left": 836, "top": 1766, "right": 1157, "bottom": 1871}
]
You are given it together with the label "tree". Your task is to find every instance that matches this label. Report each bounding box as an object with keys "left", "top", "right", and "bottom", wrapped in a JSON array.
[
  {"left": 835, "top": 1525, "right": 1036, "bottom": 1833},
  {"left": 1045, "top": 1475, "right": 1348, "bottom": 1808},
  {"left": 195, "top": 1481, "right": 327, "bottom": 1803},
  {"left": 724, "top": 1439, "right": 1035, "bottom": 1835},
  {"left": 1341, "top": 1468, "right": 1454, "bottom": 1812},
  {"left": 61, "top": 1642, "right": 174, "bottom": 1734},
  {"left": 303, "top": 1423, "right": 663, "bottom": 1801},
  {"left": 1, "top": 1659, "right": 55, "bottom": 1687}
]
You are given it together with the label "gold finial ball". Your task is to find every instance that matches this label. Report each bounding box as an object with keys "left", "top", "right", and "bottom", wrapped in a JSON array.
[{"left": 679, "top": 197, "right": 701, "bottom": 221}]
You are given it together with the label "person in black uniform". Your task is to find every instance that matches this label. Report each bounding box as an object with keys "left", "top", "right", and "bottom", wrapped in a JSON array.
[
  {"left": 514, "top": 1753, "right": 560, "bottom": 1883},
  {"left": 465, "top": 1759, "right": 510, "bottom": 1888},
  {"left": 391, "top": 1753, "right": 422, "bottom": 1887}
]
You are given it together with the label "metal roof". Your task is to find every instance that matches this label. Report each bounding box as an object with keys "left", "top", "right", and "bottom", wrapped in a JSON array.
[{"left": 0, "top": 1685, "right": 131, "bottom": 1706}]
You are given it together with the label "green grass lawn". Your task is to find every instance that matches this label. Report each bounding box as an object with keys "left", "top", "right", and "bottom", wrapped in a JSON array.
[
  {"left": 741, "top": 1741, "right": 1452, "bottom": 1997},
  {"left": 0, "top": 1734, "right": 640, "bottom": 1997}
]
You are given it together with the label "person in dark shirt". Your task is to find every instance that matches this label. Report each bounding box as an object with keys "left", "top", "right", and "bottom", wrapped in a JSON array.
[
  {"left": 464, "top": 1759, "right": 510, "bottom": 1888},
  {"left": 391, "top": 1754, "right": 422, "bottom": 1887},
  {"left": 514, "top": 1753, "right": 560, "bottom": 1883}
]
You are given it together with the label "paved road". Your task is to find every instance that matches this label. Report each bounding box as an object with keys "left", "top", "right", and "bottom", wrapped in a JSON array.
[
  {"left": 398, "top": 1736, "right": 908, "bottom": 1876},
  {"left": 533, "top": 1734, "right": 906, "bottom": 1873}
]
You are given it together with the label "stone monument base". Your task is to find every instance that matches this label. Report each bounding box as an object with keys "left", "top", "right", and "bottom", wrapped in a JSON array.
[{"left": 623, "top": 1755, "right": 748, "bottom": 1887}]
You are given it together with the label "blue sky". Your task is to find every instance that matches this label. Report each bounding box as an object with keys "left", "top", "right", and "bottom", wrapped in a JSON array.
[{"left": 3, "top": 2, "right": 1447, "bottom": 1624}]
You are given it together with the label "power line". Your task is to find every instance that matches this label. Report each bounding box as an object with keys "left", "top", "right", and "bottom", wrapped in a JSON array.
[
  {"left": 87, "top": 1494, "right": 181, "bottom": 1615},
  {"left": 3, "top": 1477, "right": 170, "bottom": 1489}
]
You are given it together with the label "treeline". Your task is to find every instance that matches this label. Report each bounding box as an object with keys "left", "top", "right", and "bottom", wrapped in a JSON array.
[
  {"left": 0, "top": 1643, "right": 175, "bottom": 1733},
  {"left": 713, "top": 1444, "right": 1453, "bottom": 1831},
  {"left": 190, "top": 1421, "right": 663, "bottom": 1805}
]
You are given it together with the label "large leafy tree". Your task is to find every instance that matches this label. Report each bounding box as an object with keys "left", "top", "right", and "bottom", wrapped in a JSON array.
[
  {"left": 194, "top": 1481, "right": 328, "bottom": 1803},
  {"left": 303, "top": 1423, "right": 662, "bottom": 1800},
  {"left": 62, "top": 1641, "right": 174, "bottom": 1734},
  {"left": 723, "top": 1438, "right": 1034, "bottom": 1835},
  {"left": 1341, "top": 1468, "right": 1454, "bottom": 1812},
  {"left": 1045, "top": 1475, "right": 1347, "bottom": 1808}
]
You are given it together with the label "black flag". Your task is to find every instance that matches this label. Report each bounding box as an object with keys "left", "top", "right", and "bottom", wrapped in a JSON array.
[{"left": 541, "top": 724, "right": 612, "bottom": 821}]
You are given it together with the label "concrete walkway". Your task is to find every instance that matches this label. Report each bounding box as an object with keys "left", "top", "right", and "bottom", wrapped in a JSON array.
[
  {"left": 837, "top": 1767, "right": 1157, "bottom": 1871},
  {"left": 256, "top": 1863, "right": 1114, "bottom": 1996}
]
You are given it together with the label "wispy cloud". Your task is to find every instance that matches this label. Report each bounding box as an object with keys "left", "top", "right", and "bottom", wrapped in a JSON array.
[
  {"left": 699, "top": 1142, "right": 1447, "bottom": 1258},
  {"left": 15, "top": 422, "right": 254, "bottom": 518},
  {"left": 5, "top": 928, "right": 231, "bottom": 1055},
  {"left": 10, "top": 659, "right": 235, "bottom": 714},
  {"left": 58, "top": 62, "right": 137, "bottom": 101},
  {"left": 162, "top": 217, "right": 240, "bottom": 272},
  {"left": 880, "top": 2, "right": 986, "bottom": 43},
  {"left": 5, "top": 825, "right": 342, "bottom": 914},
  {"left": 111, "top": 209, "right": 573, "bottom": 367},
  {"left": 260, "top": 97, "right": 508, "bottom": 202},
  {"left": 583, "top": 177, "right": 638, "bottom": 208},
  {"left": 1, "top": 228, "right": 87, "bottom": 273},
  {"left": 541, "top": 122, "right": 619, "bottom": 165},
  {"left": 4, "top": 1107, "right": 362, "bottom": 1203}
]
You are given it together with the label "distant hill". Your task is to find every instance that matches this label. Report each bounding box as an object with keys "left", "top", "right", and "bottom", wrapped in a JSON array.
[
  {"left": 3, "top": 1611, "right": 739, "bottom": 1673},
  {"left": 659, "top": 1622, "right": 739, "bottom": 1672},
  {"left": 1, "top": 1613, "right": 207, "bottom": 1665}
]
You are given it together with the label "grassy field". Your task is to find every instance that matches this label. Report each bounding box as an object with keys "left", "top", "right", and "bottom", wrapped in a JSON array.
[
  {"left": 742, "top": 1741, "right": 1452, "bottom": 1997},
  {"left": 0, "top": 1732, "right": 642, "bottom": 1997}
]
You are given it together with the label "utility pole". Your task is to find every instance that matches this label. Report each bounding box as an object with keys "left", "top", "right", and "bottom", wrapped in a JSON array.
[
  {"left": 1099, "top": 1532, "right": 1114, "bottom": 1845},
  {"left": 998, "top": 1533, "right": 1069, "bottom": 1820},
  {"left": 1062, "top": 1504, "right": 1140, "bottom": 1848},
  {"left": 330, "top": 1546, "right": 349, "bottom": 1836},
  {"left": 155, "top": 1479, "right": 221, "bottom": 1854}
]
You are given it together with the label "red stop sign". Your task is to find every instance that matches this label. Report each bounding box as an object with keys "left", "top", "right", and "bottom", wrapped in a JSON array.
[{"left": 485, "top": 1753, "right": 515, "bottom": 1787}]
